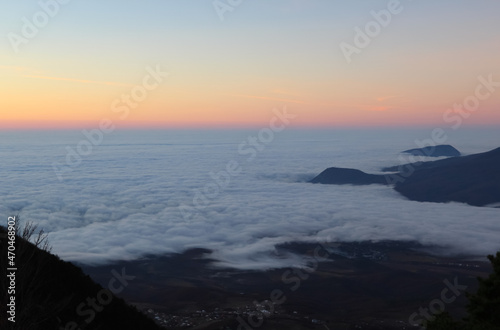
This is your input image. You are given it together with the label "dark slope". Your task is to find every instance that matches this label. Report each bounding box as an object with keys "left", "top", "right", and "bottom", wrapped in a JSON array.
[
  {"left": 0, "top": 225, "right": 161, "bottom": 330},
  {"left": 310, "top": 167, "right": 388, "bottom": 185},
  {"left": 311, "top": 147, "right": 500, "bottom": 207},
  {"left": 402, "top": 144, "right": 461, "bottom": 157},
  {"left": 394, "top": 147, "right": 500, "bottom": 206}
]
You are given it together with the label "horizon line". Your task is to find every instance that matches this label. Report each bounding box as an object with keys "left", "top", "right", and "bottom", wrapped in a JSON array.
[{"left": 1, "top": 122, "right": 500, "bottom": 131}]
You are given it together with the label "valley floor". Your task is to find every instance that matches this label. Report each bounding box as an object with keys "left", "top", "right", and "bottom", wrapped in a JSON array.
[{"left": 81, "top": 241, "right": 492, "bottom": 330}]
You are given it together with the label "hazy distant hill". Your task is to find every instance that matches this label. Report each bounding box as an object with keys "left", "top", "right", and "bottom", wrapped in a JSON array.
[
  {"left": 402, "top": 144, "right": 461, "bottom": 157},
  {"left": 311, "top": 147, "right": 500, "bottom": 207}
]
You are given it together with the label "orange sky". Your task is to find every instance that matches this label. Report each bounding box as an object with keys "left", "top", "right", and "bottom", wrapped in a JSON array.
[{"left": 1, "top": 2, "right": 499, "bottom": 129}]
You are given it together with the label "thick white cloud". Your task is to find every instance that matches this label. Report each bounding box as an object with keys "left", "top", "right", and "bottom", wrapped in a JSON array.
[{"left": 1, "top": 128, "right": 499, "bottom": 269}]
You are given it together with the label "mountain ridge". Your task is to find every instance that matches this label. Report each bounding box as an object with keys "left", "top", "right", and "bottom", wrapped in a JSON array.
[{"left": 311, "top": 147, "right": 500, "bottom": 207}]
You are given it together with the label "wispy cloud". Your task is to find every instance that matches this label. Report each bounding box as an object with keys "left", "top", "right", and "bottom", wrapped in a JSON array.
[
  {"left": 22, "top": 74, "right": 134, "bottom": 87},
  {"left": 224, "top": 92, "right": 308, "bottom": 105},
  {"left": 351, "top": 95, "right": 409, "bottom": 111},
  {"left": 376, "top": 95, "right": 405, "bottom": 102},
  {"left": 269, "top": 88, "right": 304, "bottom": 98},
  {"left": 363, "top": 105, "right": 392, "bottom": 112}
]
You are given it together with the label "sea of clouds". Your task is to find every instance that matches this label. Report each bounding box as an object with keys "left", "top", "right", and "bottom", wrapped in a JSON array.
[{"left": 1, "top": 128, "right": 499, "bottom": 269}]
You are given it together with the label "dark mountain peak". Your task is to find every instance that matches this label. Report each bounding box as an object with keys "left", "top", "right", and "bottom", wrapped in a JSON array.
[
  {"left": 483, "top": 146, "right": 500, "bottom": 155},
  {"left": 310, "top": 167, "right": 388, "bottom": 185}
]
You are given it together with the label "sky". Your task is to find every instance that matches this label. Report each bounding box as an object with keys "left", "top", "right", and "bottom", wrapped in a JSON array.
[{"left": 1, "top": 0, "right": 499, "bottom": 129}]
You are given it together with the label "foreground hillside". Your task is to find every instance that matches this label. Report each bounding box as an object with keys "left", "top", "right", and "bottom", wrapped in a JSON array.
[{"left": 0, "top": 223, "right": 161, "bottom": 330}]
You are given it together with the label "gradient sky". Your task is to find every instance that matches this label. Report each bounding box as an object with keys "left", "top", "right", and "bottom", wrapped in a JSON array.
[{"left": 1, "top": 0, "right": 499, "bottom": 129}]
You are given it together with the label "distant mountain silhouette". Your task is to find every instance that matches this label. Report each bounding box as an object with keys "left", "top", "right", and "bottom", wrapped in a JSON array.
[
  {"left": 310, "top": 167, "right": 388, "bottom": 185},
  {"left": 311, "top": 147, "right": 500, "bottom": 207},
  {"left": 394, "top": 147, "right": 500, "bottom": 206},
  {"left": 402, "top": 144, "right": 461, "bottom": 157}
]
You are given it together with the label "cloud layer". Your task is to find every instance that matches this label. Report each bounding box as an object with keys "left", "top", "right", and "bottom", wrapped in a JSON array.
[{"left": 1, "top": 128, "right": 499, "bottom": 269}]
